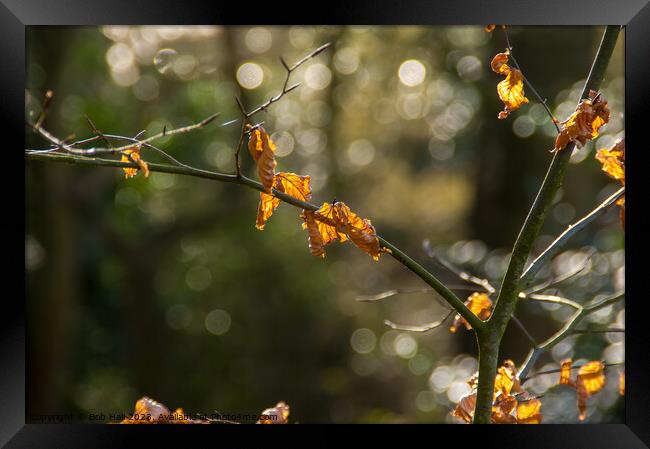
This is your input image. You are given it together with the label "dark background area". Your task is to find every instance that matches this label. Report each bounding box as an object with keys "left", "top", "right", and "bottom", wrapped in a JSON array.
[{"left": 25, "top": 25, "right": 624, "bottom": 423}]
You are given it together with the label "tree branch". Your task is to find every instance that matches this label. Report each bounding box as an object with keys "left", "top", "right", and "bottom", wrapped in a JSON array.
[
  {"left": 25, "top": 151, "right": 483, "bottom": 331},
  {"left": 517, "top": 290, "right": 624, "bottom": 381},
  {"left": 472, "top": 26, "right": 621, "bottom": 424},
  {"left": 520, "top": 186, "right": 624, "bottom": 288}
]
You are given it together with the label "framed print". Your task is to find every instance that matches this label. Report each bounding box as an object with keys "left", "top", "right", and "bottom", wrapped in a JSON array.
[{"left": 3, "top": 0, "right": 649, "bottom": 446}]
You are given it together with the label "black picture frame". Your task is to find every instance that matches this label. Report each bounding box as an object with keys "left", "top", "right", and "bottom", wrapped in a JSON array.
[{"left": 4, "top": 0, "right": 649, "bottom": 446}]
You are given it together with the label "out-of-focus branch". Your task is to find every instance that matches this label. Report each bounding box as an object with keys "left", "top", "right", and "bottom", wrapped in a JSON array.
[
  {"left": 518, "top": 291, "right": 624, "bottom": 381},
  {"left": 521, "top": 361, "right": 624, "bottom": 383},
  {"left": 520, "top": 186, "right": 625, "bottom": 288},
  {"left": 232, "top": 43, "right": 331, "bottom": 176},
  {"left": 384, "top": 310, "right": 454, "bottom": 333},
  {"left": 26, "top": 112, "right": 221, "bottom": 156}
]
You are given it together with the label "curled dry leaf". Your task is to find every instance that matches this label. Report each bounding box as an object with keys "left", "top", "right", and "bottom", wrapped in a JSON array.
[
  {"left": 490, "top": 50, "right": 529, "bottom": 119},
  {"left": 516, "top": 394, "right": 542, "bottom": 424},
  {"left": 485, "top": 24, "right": 496, "bottom": 32},
  {"left": 554, "top": 90, "right": 610, "bottom": 152},
  {"left": 596, "top": 138, "right": 625, "bottom": 227},
  {"left": 256, "top": 172, "right": 312, "bottom": 230},
  {"left": 492, "top": 394, "right": 518, "bottom": 424},
  {"left": 333, "top": 201, "right": 385, "bottom": 261},
  {"left": 596, "top": 138, "right": 625, "bottom": 182},
  {"left": 248, "top": 126, "right": 277, "bottom": 192},
  {"left": 452, "top": 360, "right": 540, "bottom": 424},
  {"left": 451, "top": 391, "right": 477, "bottom": 423},
  {"left": 450, "top": 292, "right": 493, "bottom": 332},
  {"left": 577, "top": 361, "right": 606, "bottom": 396},
  {"left": 494, "top": 359, "right": 521, "bottom": 398},
  {"left": 119, "top": 396, "right": 208, "bottom": 424},
  {"left": 257, "top": 401, "right": 290, "bottom": 424},
  {"left": 120, "top": 144, "right": 149, "bottom": 179},
  {"left": 301, "top": 201, "right": 388, "bottom": 261},
  {"left": 556, "top": 359, "right": 606, "bottom": 421},
  {"left": 559, "top": 358, "right": 573, "bottom": 386}
]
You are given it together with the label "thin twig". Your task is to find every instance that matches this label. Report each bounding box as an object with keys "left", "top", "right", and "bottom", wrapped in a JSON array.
[
  {"left": 521, "top": 293, "right": 583, "bottom": 310},
  {"left": 34, "top": 90, "right": 54, "bottom": 129},
  {"left": 241, "top": 43, "right": 331, "bottom": 119},
  {"left": 356, "top": 288, "right": 433, "bottom": 302},
  {"left": 517, "top": 290, "right": 624, "bottom": 381},
  {"left": 384, "top": 310, "right": 454, "bottom": 333},
  {"left": 26, "top": 151, "right": 482, "bottom": 330},
  {"left": 520, "top": 187, "right": 625, "bottom": 288},
  {"left": 423, "top": 240, "right": 495, "bottom": 294},
  {"left": 511, "top": 315, "right": 538, "bottom": 347},
  {"left": 26, "top": 112, "right": 221, "bottom": 156},
  {"left": 501, "top": 27, "right": 560, "bottom": 132},
  {"left": 571, "top": 327, "right": 624, "bottom": 334},
  {"left": 523, "top": 249, "right": 595, "bottom": 295},
  {"left": 521, "top": 362, "right": 624, "bottom": 383}
]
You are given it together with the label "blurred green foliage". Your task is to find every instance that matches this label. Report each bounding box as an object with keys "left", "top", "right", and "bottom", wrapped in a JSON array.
[{"left": 26, "top": 26, "right": 624, "bottom": 423}]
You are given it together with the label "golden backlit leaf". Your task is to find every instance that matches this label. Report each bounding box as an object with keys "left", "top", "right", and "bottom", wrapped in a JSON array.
[
  {"left": 577, "top": 380, "right": 589, "bottom": 421},
  {"left": 493, "top": 360, "right": 521, "bottom": 400},
  {"left": 301, "top": 201, "right": 388, "bottom": 261},
  {"left": 257, "top": 401, "right": 290, "bottom": 424},
  {"left": 496, "top": 69, "right": 529, "bottom": 119},
  {"left": 451, "top": 391, "right": 476, "bottom": 423},
  {"left": 577, "top": 360, "right": 606, "bottom": 396},
  {"left": 596, "top": 138, "right": 625, "bottom": 228},
  {"left": 491, "top": 51, "right": 511, "bottom": 75},
  {"left": 619, "top": 370, "right": 625, "bottom": 396},
  {"left": 485, "top": 24, "right": 496, "bottom": 32},
  {"left": 120, "top": 145, "right": 149, "bottom": 179},
  {"left": 450, "top": 292, "right": 493, "bottom": 332},
  {"left": 301, "top": 210, "right": 326, "bottom": 258},
  {"left": 516, "top": 396, "right": 542, "bottom": 424},
  {"left": 255, "top": 172, "right": 312, "bottom": 230},
  {"left": 596, "top": 138, "right": 625, "bottom": 182},
  {"left": 559, "top": 358, "right": 573, "bottom": 386},
  {"left": 492, "top": 394, "right": 518, "bottom": 424},
  {"left": 554, "top": 90, "right": 610, "bottom": 152},
  {"left": 247, "top": 126, "right": 277, "bottom": 192},
  {"left": 256, "top": 193, "right": 281, "bottom": 230},
  {"left": 332, "top": 202, "right": 385, "bottom": 261},
  {"left": 134, "top": 396, "right": 169, "bottom": 421},
  {"left": 490, "top": 51, "right": 528, "bottom": 119},
  {"left": 303, "top": 202, "right": 348, "bottom": 250},
  {"left": 618, "top": 196, "right": 625, "bottom": 228},
  {"left": 453, "top": 364, "right": 541, "bottom": 425},
  {"left": 119, "top": 397, "right": 206, "bottom": 424},
  {"left": 494, "top": 367, "right": 515, "bottom": 398},
  {"left": 557, "top": 360, "right": 606, "bottom": 421}
]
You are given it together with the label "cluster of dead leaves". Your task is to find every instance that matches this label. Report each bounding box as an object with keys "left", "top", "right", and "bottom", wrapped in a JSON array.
[
  {"left": 452, "top": 360, "right": 542, "bottom": 424},
  {"left": 558, "top": 359, "right": 607, "bottom": 421},
  {"left": 596, "top": 138, "right": 625, "bottom": 227},
  {"left": 248, "top": 125, "right": 388, "bottom": 261},
  {"left": 120, "top": 144, "right": 149, "bottom": 179},
  {"left": 554, "top": 90, "right": 610, "bottom": 152},
  {"left": 449, "top": 292, "right": 493, "bottom": 333},
  {"left": 301, "top": 201, "right": 387, "bottom": 261},
  {"left": 490, "top": 50, "right": 529, "bottom": 119},
  {"left": 118, "top": 396, "right": 290, "bottom": 424}
]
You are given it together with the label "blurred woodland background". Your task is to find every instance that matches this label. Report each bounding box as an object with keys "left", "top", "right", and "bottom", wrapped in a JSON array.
[{"left": 25, "top": 26, "right": 624, "bottom": 423}]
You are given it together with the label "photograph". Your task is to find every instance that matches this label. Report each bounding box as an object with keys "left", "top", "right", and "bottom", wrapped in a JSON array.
[{"left": 23, "top": 24, "right": 626, "bottom": 427}]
